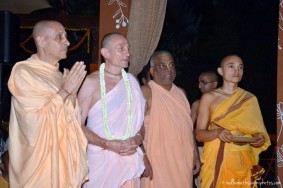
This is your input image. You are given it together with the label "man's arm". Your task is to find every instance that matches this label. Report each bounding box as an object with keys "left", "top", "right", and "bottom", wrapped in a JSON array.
[
  {"left": 192, "top": 132, "right": 201, "bottom": 175},
  {"left": 196, "top": 93, "right": 231, "bottom": 143},
  {"left": 179, "top": 88, "right": 201, "bottom": 175},
  {"left": 190, "top": 100, "right": 199, "bottom": 125},
  {"left": 78, "top": 74, "right": 108, "bottom": 147},
  {"left": 78, "top": 74, "right": 142, "bottom": 155},
  {"left": 140, "top": 84, "right": 153, "bottom": 179}
]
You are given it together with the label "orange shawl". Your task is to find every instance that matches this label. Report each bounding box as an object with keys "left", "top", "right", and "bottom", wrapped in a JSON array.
[
  {"left": 143, "top": 81, "right": 194, "bottom": 188},
  {"left": 8, "top": 54, "right": 88, "bottom": 188}
]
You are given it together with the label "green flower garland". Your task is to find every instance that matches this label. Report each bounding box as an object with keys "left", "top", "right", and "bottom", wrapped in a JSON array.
[{"left": 99, "top": 63, "right": 133, "bottom": 140}]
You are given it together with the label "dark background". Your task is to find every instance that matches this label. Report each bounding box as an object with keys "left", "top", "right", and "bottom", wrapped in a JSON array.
[
  {"left": 157, "top": 0, "right": 278, "bottom": 135},
  {"left": 157, "top": 1, "right": 278, "bottom": 182},
  {"left": 0, "top": 0, "right": 278, "bottom": 183},
  {"left": 0, "top": 0, "right": 278, "bottom": 134}
]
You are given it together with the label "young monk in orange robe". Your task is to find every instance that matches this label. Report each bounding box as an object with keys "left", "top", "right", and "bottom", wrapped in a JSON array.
[{"left": 196, "top": 55, "right": 270, "bottom": 188}]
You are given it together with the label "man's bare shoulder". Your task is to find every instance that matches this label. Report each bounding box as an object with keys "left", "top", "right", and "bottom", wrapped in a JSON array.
[
  {"left": 83, "top": 71, "right": 99, "bottom": 85},
  {"left": 201, "top": 88, "right": 226, "bottom": 110},
  {"left": 141, "top": 84, "right": 152, "bottom": 114},
  {"left": 141, "top": 84, "right": 152, "bottom": 100},
  {"left": 202, "top": 89, "right": 220, "bottom": 100},
  {"left": 79, "top": 71, "right": 100, "bottom": 94},
  {"left": 87, "top": 71, "right": 99, "bottom": 80},
  {"left": 141, "top": 84, "right": 151, "bottom": 93},
  {"left": 192, "top": 99, "right": 200, "bottom": 109},
  {"left": 78, "top": 71, "right": 100, "bottom": 107}
]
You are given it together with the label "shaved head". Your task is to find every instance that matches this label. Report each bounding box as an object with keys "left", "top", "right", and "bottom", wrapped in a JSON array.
[
  {"left": 199, "top": 71, "right": 218, "bottom": 82},
  {"left": 32, "top": 20, "right": 62, "bottom": 40},
  {"left": 31, "top": 20, "right": 69, "bottom": 63},
  {"left": 220, "top": 54, "right": 243, "bottom": 67},
  {"left": 101, "top": 32, "right": 125, "bottom": 48}
]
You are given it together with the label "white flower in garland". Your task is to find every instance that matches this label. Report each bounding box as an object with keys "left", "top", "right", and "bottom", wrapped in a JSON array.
[{"left": 99, "top": 63, "right": 133, "bottom": 140}]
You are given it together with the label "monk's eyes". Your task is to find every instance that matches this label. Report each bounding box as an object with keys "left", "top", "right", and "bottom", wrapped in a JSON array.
[
  {"left": 158, "top": 63, "right": 175, "bottom": 70},
  {"left": 56, "top": 34, "right": 67, "bottom": 41},
  {"left": 159, "top": 64, "right": 166, "bottom": 69}
]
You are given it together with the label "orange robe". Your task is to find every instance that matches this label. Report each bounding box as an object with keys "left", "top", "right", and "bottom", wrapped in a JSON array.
[
  {"left": 8, "top": 54, "right": 88, "bottom": 188},
  {"left": 142, "top": 81, "right": 194, "bottom": 188},
  {"left": 201, "top": 88, "right": 270, "bottom": 188},
  {"left": 0, "top": 175, "right": 9, "bottom": 188}
]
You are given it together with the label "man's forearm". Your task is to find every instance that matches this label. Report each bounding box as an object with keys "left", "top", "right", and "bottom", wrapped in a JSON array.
[
  {"left": 81, "top": 125, "right": 106, "bottom": 147},
  {"left": 193, "top": 132, "right": 200, "bottom": 160}
]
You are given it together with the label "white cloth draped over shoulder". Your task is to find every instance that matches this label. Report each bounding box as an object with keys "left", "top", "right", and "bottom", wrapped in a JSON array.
[{"left": 83, "top": 73, "right": 145, "bottom": 188}]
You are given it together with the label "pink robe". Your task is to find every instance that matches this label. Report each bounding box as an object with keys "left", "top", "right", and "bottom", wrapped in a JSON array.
[{"left": 83, "top": 74, "right": 145, "bottom": 188}]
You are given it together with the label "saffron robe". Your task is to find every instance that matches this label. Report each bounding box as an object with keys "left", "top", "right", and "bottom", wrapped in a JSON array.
[
  {"left": 8, "top": 54, "right": 88, "bottom": 188},
  {"left": 201, "top": 88, "right": 270, "bottom": 188},
  {"left": 83, "top": 74, "right": 145, "bottom": 188},
  {"left": 0, "top": 175, "right": 8, "bottom": 188},
  {"left": 142, "top": 81, "right": 194, "bottom": 188}
]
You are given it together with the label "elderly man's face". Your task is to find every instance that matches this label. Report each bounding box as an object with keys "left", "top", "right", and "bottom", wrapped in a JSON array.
[
  {"left": 42, "top": 22, "right": 70, "bottom": 62},
  {"left": 151, "top": 54, "right": 176, "bottom": 89},
  {"left": 104, "top": 34, "right": 130, "bottom": 69}
]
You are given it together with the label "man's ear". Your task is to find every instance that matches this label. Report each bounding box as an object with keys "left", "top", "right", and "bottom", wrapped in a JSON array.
[
  {"left": 150, "top": 67, "right": 154, "bottom": 77},
  {"left": 101, "top": 48, "right": 109, "bottom": 59},
  {"left": 217, "top": 67, "right": 223, "bottom": 76},
  {"left": 35, "top": 36, "right": 45, "bottom": 47},
  {"left": 213, "top": 81, "right": 218, "bottom": 88},
  {"left": 142, "top": 78, "right": 146, "bottom": 85}
]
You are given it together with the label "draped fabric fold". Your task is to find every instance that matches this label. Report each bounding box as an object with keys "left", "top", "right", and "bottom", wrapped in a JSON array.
[
  {"left": 142, "top": 81, "right": 194, "bottom": 188},
  {"left": 8, "top": 54, "right": 88, "bottom": 188},
  {"left": 127, "top": 0, "right": 167, "bottom": 76},
  {"left": 201, "top": 88, "right": 270, "bottom": 188},
  {"left": 83, "top": 74, "right": 145, "bottom": 188}
]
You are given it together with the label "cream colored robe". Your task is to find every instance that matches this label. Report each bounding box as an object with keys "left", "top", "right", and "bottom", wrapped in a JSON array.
[
  {"left": 8, "top": 54, "right": 88, "bottom": 188},
  {"left": 142, "top": 81, "right": 194, "bottom": 188}
]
